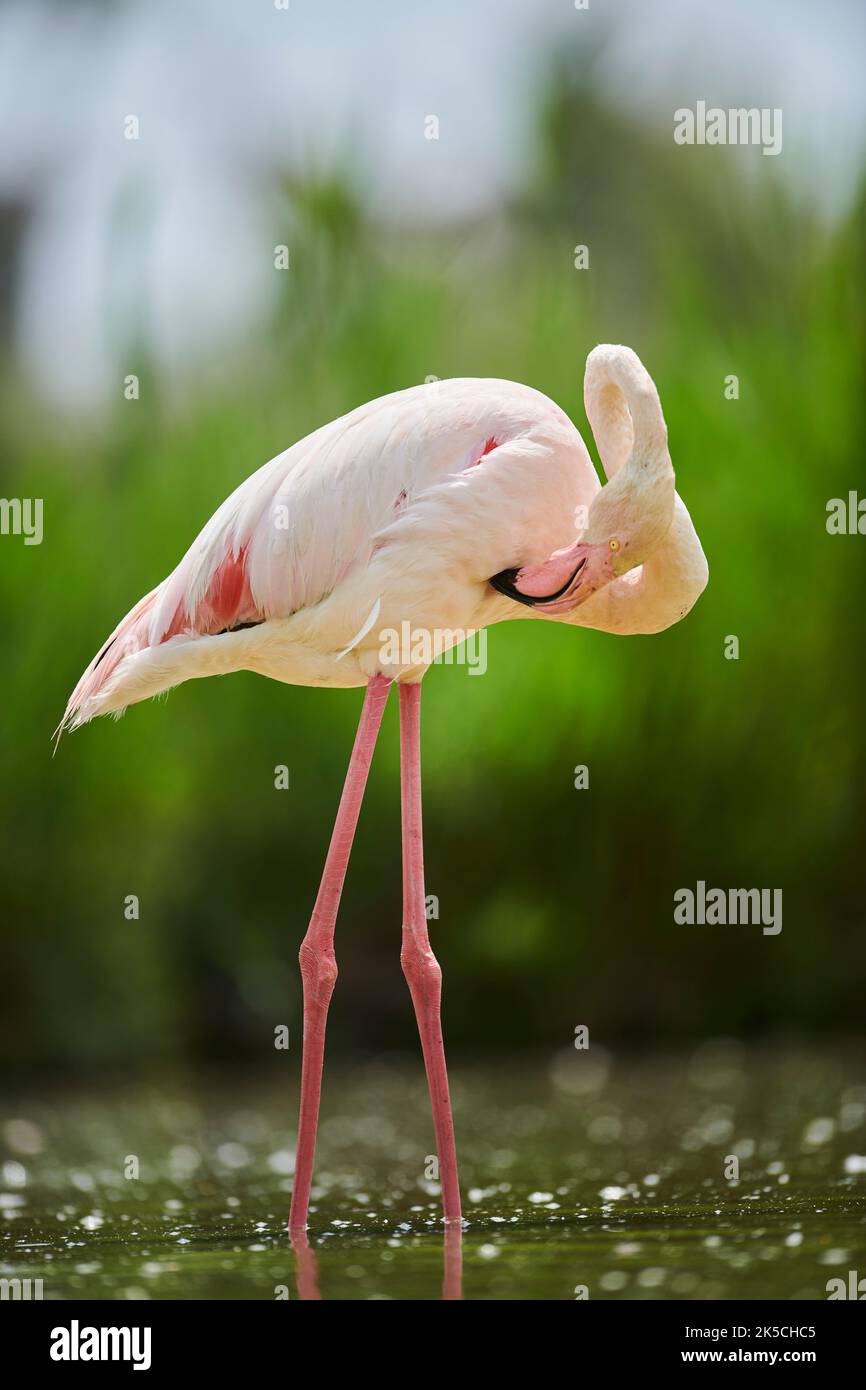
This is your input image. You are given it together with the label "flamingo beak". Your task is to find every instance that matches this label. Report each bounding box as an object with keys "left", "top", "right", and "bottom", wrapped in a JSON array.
[{"left": 490, "top": 542, "right": 613, "bottom": 614}]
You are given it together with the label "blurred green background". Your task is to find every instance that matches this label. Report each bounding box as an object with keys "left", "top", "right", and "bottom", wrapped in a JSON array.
[{"left": 1, "top": 9, "right": 864, "bottom": 1081}]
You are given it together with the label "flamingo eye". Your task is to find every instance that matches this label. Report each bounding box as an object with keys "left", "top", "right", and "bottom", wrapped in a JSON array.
[{"left": 609, "top": 538, "right": 620, "bottom": 552}]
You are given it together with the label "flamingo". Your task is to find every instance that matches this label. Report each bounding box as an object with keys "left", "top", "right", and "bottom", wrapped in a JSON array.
[{"left": 60, "top": 344, "right": 708, "bottom": 1235}]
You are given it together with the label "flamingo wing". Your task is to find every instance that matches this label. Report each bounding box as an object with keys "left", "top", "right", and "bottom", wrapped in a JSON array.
[
  {"left": 151, "top": 397, "right": 419, "bottom": 643},
  {"left": 60, "top": 383, "right": 508, "bottom": 732},
  {"left": 60, "top": 375, "right": 591, "bottom": 736}
]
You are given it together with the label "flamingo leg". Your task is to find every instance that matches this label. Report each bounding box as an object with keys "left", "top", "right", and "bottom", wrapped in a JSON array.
[
  {"left": 398, "top": 680, "right": 462, "bottom": 1227},
  {"left": 289, "top": 672, "right": 392, "bottom": 1232}
]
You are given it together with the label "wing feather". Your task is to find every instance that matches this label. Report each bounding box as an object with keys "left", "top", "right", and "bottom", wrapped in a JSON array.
[{"left": 61, "top": 377, "right": 570, "bottom": 733}]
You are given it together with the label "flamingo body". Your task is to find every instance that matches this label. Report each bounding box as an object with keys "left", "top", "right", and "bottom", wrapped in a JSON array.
[
  {"left": 61, "top": 346, "right": 708, "bottom": 1241},
  {"left": 62, "top": 356, "right": 706, "bottom": 733}
]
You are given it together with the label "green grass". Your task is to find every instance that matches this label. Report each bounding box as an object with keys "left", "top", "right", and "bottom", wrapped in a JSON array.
[{"left": 1, "top": 69, "right": 863, "bottom": 1071}]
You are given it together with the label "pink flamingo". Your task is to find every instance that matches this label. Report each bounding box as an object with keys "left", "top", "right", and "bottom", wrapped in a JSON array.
[{"left": 61, "top": 344, "right": 707, "bottom": 1234}]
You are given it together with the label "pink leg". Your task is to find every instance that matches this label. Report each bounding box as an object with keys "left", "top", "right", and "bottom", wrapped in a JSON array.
[
  {"left": 290, "top": 1230, "right": 322, "bottom": 1301},
  {"left": 289, "top": 673, "right": 392, "bottom": 1232},
  {"left": 398, "top": 681, "right": 462, "bottom": 1227}
]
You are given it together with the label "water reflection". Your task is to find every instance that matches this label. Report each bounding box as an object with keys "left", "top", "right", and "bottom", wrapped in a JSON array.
[
  {"left": 291, "top": 1223, "right": 463, "bottom": 1300},
  {"left": 3, "top": 1049, "right": 864, "bottom": 1300},
  {"left": 442, "top": 1224, "right": 463, "bottom": 1301},
  {"left": 290, "top": 1231, "right": 321, "bottom": 1301}
]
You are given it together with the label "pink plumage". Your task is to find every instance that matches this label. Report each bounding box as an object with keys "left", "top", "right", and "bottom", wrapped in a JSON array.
[
  {"left": 61, "top": 349, "right": 706, "bottom": 735},
  {"left": 61, "top": 346, "right": 707, "bottom": 1239}
]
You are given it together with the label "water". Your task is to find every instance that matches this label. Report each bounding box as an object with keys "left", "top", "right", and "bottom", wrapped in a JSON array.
[{"left": 3, "top": 1045, "right": 865, "bottom": 1300}]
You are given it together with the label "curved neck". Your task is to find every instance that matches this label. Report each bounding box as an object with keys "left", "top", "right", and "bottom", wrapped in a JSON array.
[
  {"left": 584, "top": 344, "right": 671, "bottom": 483},
  {"left": 582, "top": 345, "right": 675, "bottom": 559}
]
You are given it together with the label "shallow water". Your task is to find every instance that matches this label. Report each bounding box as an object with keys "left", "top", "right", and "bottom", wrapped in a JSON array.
[{"left": 3, "top": 1044, "right": 865, "bottom": 1300}]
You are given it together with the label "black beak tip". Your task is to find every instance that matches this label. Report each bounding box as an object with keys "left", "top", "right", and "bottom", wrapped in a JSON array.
[
  {"left": 489, "top": 568, "right": 537, "bottom": 607},
  {"left": 489, "top": 567, "right": 518, "bottom": 595}
]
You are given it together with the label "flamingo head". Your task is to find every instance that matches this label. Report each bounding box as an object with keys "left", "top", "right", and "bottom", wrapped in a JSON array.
[{"left": 490, "top": 467, "right": 675, "bottom": 615}]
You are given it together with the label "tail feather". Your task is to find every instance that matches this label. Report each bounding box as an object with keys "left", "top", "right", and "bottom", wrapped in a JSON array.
[{"left": 57, "top": 586, "right": 163, "bottom": 739}]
